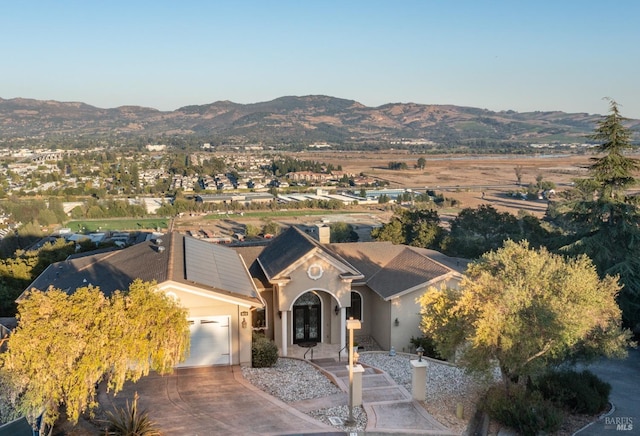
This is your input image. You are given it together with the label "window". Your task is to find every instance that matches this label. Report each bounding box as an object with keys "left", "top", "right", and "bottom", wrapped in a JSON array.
[
  {"left": 252, "top": 307, "right": 267, "bottom": 329},
  {"left": 346, "top": 292, "right": 362, "bottom": 321}
]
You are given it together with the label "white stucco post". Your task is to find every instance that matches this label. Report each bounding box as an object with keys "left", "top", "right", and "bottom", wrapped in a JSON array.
[
  {"left": 410, "top": 359, "right": 428, "bottom": 401},
  {"left": 280, "top": 310, "right": 288, "bottom": 357},
  {"left": 340, "top": 307, "right": 347, "bottom": 357}
]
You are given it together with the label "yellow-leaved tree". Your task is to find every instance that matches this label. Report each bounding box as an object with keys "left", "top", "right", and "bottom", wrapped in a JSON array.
[
  {"left": 418, "top": 240, "right": 632, "bottom": 390},
  {"left": 0, "top": 279, "right": 189, "bottom": 434}
]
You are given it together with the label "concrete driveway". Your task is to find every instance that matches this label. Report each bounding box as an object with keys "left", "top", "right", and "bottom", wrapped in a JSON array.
[
  {"left": 100, "top": 366, "right": 338, "bottom": 435},
  {"left": 575, "top": 348, "right": 640, "bottom": 434}
]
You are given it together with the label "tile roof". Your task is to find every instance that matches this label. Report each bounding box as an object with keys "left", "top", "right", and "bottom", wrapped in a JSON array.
[
  {"left": 330, "top": 242, "right": 456, "bottom": 300},
  {"left": 25, "top": 232, "right": 260, "bottom": 304},
  {"left": 257, "top": 227, "right": 319, "bottom": 279},
  {"left": 25, "top": 239, "right": 170, "bottom": 296}
]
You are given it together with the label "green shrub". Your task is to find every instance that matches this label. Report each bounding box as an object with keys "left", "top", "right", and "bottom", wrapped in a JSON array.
[
  {"left": 105, "top": 392, "right": 160, "bottom": 436},
  {"left": 409, "top": 335, "right": 442, "bottom": 360},
  {"left": 536, "top": 369, "right": 611, "bottom": 414},
  {"left": 482, "top": 385, "right": 562, "bottom": 436},
  {"left": 252, "top": 333, "right": 278, "bottom": 368}
]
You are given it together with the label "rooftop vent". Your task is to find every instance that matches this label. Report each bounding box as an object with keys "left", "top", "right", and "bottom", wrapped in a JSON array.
[{"left": 157, "top": 245, "right": 166, "bottom": 253}]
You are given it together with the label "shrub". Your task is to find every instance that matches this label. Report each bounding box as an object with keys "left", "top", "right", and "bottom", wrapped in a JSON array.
[
  {"left": 409, "top": 335, "right": 442, "bottom": 360},
  {"left": 252, "top": 333, "right": 278, "bottom": 368},
  {"left": 536, "top": 369, "right": 611, "bottom": 414},
  {"left": 105, "top": 392, "right": 160, "bottom": 436},
  {"left": 482, "top": 385, "right": 562, "bottom": 436}
]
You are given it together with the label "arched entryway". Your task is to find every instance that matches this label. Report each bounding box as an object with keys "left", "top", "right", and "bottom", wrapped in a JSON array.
[{"left": 292, "top": 292, "right": 321, "bottom": 344}]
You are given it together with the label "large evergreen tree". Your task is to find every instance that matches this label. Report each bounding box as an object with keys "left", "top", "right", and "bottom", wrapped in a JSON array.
[{"left": 553, "top": 100, "right": 640, "bottom": 331}]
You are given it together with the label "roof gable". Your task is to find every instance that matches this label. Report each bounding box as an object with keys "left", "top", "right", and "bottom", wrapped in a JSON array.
[
  {"left": 330, "top": 242, "right": 458, "bottom": 299},
  {"left": 257, "top": 226, "right": 361, "bottom": 281}
]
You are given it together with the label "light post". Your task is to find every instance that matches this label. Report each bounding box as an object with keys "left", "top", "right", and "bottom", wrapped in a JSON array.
[{"left": 345, "top": 316, "right": 361, "bottom": 426}]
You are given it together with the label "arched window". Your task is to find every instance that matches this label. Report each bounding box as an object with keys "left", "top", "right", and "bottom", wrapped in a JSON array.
[{"left": 346, "top": 291, "right": 362, "bottom": 321}]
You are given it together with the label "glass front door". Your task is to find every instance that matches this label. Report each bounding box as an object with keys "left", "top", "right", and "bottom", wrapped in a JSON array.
[{"left": 293, "top": 292, "right": 321, "bottom": 344}]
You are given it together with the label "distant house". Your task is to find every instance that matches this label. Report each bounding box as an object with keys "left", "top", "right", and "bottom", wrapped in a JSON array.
[{"left": 23, "top": 227, "right": 466, "bottom": 366}]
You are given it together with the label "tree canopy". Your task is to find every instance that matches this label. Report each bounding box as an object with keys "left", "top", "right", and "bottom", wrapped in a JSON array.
[
  {"left": 371, "top": 207, "right": 443, "bottom": 249},
  {"left": 551, "top": 100, "right": 640, "bottom": 331},
  {"left": 0, "top": 280, "right": 189, "bottom": 431},
  {"left": 418, "top": 240, "right": 631, "bottom": 388}
]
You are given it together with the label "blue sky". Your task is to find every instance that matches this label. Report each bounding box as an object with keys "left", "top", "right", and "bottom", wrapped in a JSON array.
[{"left": 2, "top": 1, "right": 639, "bottom": 117}]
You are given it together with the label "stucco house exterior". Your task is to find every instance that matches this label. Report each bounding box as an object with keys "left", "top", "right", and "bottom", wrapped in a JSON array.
[{"left": 23, "top": 226, "right": 466, "bottom": 367}]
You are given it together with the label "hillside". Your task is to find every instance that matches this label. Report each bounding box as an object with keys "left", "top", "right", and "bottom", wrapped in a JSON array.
[{"left": 1, "top": 95, "right": 639, "bottom": 147}]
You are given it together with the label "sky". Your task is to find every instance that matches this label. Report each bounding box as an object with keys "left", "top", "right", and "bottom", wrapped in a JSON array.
[{"left": 2, "top": 1, "right": 640, "bottom": 118}]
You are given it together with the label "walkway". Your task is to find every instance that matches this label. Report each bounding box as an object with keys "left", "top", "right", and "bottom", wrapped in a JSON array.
[
  {"left": 99, "top": 366, "right": 338, "bottom": 435},
  {"left": 296, "top": 357, "right": 456, "bottom": 435}
]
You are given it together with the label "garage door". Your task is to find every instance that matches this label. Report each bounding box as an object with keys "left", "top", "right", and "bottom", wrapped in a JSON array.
[{"left": 178, "top": 316, "right": 231, "bottom": 367}]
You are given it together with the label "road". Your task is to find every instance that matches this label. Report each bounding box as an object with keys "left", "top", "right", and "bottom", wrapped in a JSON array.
[{"left": 575, "top": 348, "right": 640, "bottom": 435}]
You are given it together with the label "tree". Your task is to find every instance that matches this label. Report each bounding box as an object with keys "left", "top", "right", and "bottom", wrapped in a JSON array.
[
  {"left": 0, "top": 280, "right": 189, "bottom": 432},
  {"left": 329, "top": 222, "right": 359, "bottom": 243},
  {"left": 554, "top": 100, "right": 640, "bottom": 331},
  {"left": 418, "top": 240, "right": 631, "bottom": 390},
  {"left": 372, "top": 208, "right": 443, "bottom": 249},
  {"left": 416, "top": 157, "right": 426, "bottom": 170},
  {"left": 589, "top": 99, "right": 639, "bottom": 199},
  {"left": 261, "top": 219, "right": 280, "bottom": 236},
  {"left": 514, "top": 165, "right": 523, "bottom": 185},
  {"left": 441, "top": 205, "right": 555, "bottom": 258}
]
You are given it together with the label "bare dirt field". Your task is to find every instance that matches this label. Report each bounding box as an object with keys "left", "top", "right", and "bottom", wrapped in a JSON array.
[
  {"left": 299, "top": 150, "right": 593, "bottom": 216},
  {"left": 175, "top": 152, "right": 596, "bottom": 235}
]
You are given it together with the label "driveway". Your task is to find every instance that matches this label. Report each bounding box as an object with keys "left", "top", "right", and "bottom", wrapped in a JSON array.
[
  {"left": 575, "top": 348, "right": 640, "bottom": 434},
  {"left": 100, "top": 366, "right": 338, "bottom": 435}
]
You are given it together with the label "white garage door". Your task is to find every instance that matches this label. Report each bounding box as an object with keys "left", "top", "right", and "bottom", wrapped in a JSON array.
[{"left": 178, "top": 316, "right": 231, "bottom": 367}]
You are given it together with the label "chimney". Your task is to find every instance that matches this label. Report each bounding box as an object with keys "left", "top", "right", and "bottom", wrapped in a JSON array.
[{"left": 316, "top": 224, "right": 330, "bottom": 244}]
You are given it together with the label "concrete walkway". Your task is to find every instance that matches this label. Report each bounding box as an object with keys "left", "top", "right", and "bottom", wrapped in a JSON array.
[{"left": 305, "top": 357, "right": 456, "bottom": 435}]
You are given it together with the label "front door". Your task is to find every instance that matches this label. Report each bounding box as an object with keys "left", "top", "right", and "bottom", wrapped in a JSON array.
[{"left": 293, "top": 292, "right": 321, "bottom": 344}]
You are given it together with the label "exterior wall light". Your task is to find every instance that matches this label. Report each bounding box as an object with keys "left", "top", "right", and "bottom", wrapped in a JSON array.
[
  {"left": 241, "top": 318, "right": 247, "bottom": 329},
  {"left": 394, "top": 318, "right": 399, "bottom": 327},
  {"left": 334, "top": 304, "right": 340, "bottom": 316}
]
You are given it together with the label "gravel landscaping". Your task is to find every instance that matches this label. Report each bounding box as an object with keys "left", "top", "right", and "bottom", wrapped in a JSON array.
[{"left": 242, "top": 352, "right": 495, "bottom": 434}]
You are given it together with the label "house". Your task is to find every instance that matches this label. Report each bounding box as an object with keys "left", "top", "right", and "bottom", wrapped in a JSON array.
[
  {"left": 22, "top": 234, "right": 262, "bottom": 367},
  {"left": 234, "top": 226, "right": 466, "bottom": 355},
  {"left": 23, "top": 226, "right": 466, "bottom": 367}
]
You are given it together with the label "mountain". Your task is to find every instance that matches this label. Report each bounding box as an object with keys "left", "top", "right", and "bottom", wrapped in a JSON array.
[{"left": 1, "top": 95, "right": 638, "bottom": 146}]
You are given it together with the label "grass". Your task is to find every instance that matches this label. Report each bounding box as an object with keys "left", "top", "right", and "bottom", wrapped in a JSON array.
[{"left": 65, "top": 218, "right": 169, "bottom": 233}]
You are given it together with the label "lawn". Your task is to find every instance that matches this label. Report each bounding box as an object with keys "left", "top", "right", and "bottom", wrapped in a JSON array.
[{"left": 65, "top": 218, "right": 169, "bottom": 233}]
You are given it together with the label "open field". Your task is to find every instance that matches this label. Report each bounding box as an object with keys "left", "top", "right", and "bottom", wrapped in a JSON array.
[
  {"left": 297, "top": 150, "right": 600, "bottom": 215},
  {"left": 66, "top": 218, "right": 169, "bottom": 233}
]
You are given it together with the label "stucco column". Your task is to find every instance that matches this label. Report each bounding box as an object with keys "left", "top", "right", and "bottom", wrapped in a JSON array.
[
  {"left": 340, "top": 307, "right": 347, "bottom": 357},
  {"left": 281, "top": 310, "right": 288, "bottom": 357},
  {"left": 410, "top": 360, "right": 428, "bottom": 401},
  {"left": 347, "top": 364, "right": 365, "bottom": 406}
]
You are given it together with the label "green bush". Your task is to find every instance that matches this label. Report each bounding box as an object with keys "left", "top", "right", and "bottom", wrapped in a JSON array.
[
  {"left": 409, "top": 335, "right": 442, "bottom": 360},
  {"left": 482, "top": 385, "right": 563, "bottom": 436},
  {"left": 536, "top": 369, "right": 611, "bottom": 414},
  {"left": 105, "top": 392, "right": 160, "bottom": 436},
  {"left": 252, "top": 333, "right": 278, "bottom": 368}
]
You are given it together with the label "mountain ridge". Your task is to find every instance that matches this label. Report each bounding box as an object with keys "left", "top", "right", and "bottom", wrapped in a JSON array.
[{"left": 1, "top": 95, "right": 638, "bottom": 146}]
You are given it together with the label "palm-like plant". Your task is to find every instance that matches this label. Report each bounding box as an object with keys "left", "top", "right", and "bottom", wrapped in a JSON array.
[{"left": 105, "top": 392, "right": 161, "bottom": 436}]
